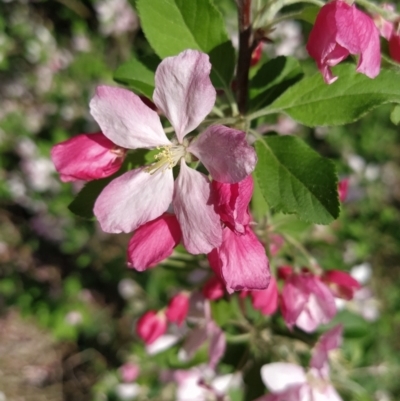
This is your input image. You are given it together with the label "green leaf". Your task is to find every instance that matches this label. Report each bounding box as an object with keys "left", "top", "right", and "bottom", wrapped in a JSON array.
[
  {"left": 298, "top": 5, "right": 320, "bottom": 24},
  {"left": 390, "top": 104, "right": 400, "bottom": 125},
  {"left": 254, "top": 136, "right": 339, "bottom": 224},
  {"left": 136, "top": 0, "right": 235, "bottom": 89},
  {"left": 113, "top": 54, "right": 160, "bottom": 98},
  {"left": 249, "top": 56, "right": 303, "bottom": 111},
  {"left": 269, "top": 65, "right": 400, "bottom": 126}
]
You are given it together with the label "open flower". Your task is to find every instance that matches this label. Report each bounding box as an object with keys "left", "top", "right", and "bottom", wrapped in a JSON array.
[
  {"left": 306, "top": 0, "right": 380, "bottom": 84},
  {"left": 90, "top": 49, "right": 256, "bottom": 254}
]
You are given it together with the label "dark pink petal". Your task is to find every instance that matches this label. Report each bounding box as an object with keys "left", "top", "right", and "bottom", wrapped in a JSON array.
[
  {"left": 51, "top": 132, "right": 125, "bottom": 182},
  {"left": 173, "top": 160, "right": 222, "bottom": 254},
  {"left": 277, "top": 265, "right": 294, "bottom": 280},
  {"left": 311, "top": 325, "right": 343, "bottom": 370},
  {"left": 136, "top": 311, "right": 167, "bottom": 345},
  {"left": 127, "top": 213, "right": 181, "bottom": 271},
  {"left": 90, "top": 85, "right": 170, "bottom": 149},
  {"left": 211, "top": 175, "right": 253, "bottom": 234},
  {"left": 166, "top": 293, "right": 190, "bottom": 326},
  {"left": 188, "top": 125, "right": 257, "bottom": 183},
  {"left": 307, "top": 0, "right": 380, "bottom": 83},
  {"left": 210, "top": 226, "right": 270, "bottom": 293},
  {"left": 202, "top": 275, "right": 226, "bottom": 300},
  {"left": 94, "top": 168, "right": 174, "bottom": 233},
  {"left": 389, "top": 33, "right": 400, "bottom": 63},
  {"left": 250, "top": 276, "right": 279, "bottom": 316},
  {"left": 153, "top": 50, "right": 216, "bottom": 143},
  {"left": 322, "top": 270, "right": 360, "bottom": 300}
]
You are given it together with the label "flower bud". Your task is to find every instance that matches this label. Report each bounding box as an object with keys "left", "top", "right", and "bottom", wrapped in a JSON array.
[
  {"left": 166, "top": 293, "right": 190, "bottom": 326},
  {"left": 136, "top": 310, "right": 167, "bottom": 345}
]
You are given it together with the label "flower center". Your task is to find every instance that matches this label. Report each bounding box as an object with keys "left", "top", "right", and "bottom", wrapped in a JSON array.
[{"left": 145, "top": 144, "right": 187, "bottom": 174}]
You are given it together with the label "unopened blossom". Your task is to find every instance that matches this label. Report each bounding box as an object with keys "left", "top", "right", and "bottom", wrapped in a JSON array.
[
  {"left": 307, "top": 0, "right": 381, "bottom": 84},
  {"left": 208, "top": 176, "right": 270, "bottom": 293},
  {"left": 202, "top": 275, "right": 226, "bottom": 300},
  {"left": 258, "top": 325, "right": 343, "bottom": 401},
  {"left": 251, "top": 42, "right": 263, "bottom": 66},
  {"left": 389, "top": 30, "right": 400, "bottom": 63},
  {"left": 242, "top": 276, "right": 278, "bottom": 316},
  {"left": 338, "top": 178, "right": 349, "bottom": 202},
  {"left": 90, "top": 50, "right": 256, "bottom": 255},
  {"left": 136, "top": 310, "right": 167, "bottom": 345},
  {"left": 280, "top": 269, "right": 336, "bottom": 332},
  {"left": 166, "top": 292, "right": 190, "bottom": 326},
  {"left": 322, "top": 270, "right": 361, "bottom": 300},
  {"left": 127, "top": 213, "right": 181, "bottom": 271},
  {"left": 51, "top": 132, "right": 126, "bottom": 182}
]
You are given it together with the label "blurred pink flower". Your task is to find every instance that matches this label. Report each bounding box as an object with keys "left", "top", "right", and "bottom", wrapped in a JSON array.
[
  {"left": 91, "top": 50, "right": 256, "bottom": 254},
  {"left": 258, "top": 325, "right": 343, "bottom": 401},
  {"left": 307, "top": 0, "right": 380, "bottom": 84},
  {"left": 280, "top": 270, "right": 336, "bottom": 332},
  {"left": 136, "top": 310, "right": 167, "bottom": 345},
  {"left": 51, "top": 132, "right": 125, "bottom": 182},
  {"left": 119, "top": 362, "right": 140, "bottom": 383},
  {"left": 338, "top": 178, "right": 349, "bottom": 202},
  {"left": 322, "top": 270, "right": 361, "bottom": 300},
  {"left": 166, "top": 293, "right": 190, "bottom": 326}
]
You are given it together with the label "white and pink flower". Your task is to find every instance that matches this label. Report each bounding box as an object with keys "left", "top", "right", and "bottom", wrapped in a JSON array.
[{"left": 90, "top": 49, "right": 256, "bottom": 255}]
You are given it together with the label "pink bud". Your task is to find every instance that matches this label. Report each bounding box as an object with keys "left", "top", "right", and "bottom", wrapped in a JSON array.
[
  {"left": 136, "top": 311, "right": 167, "bottom": 345},
  {"left": 249, "top": 276, "right": 279, "bottom": 316},
  {"left": 322, "top": 270, "right": 361, "bottom": 300},
  {"left": 51, "top": 132, "right": 125, "bottom": 182},
  {"left": 338, "top": 178, "right": 349, "bottom": 202},
  {"left": 202, "top": 275, "right": 226, "bottom": 300},
  {"left": 250, "top": 42, "right": 263, "bottom": 66},
  {"left": 277, "top": 265, "right": 293, "bottom": 280},
  {"left": 166, "top": 293, "right": 190, "bottom": 326},
  {"left": 389, "top": 32, "right": 400, "bottom": 63},
  {"left": 119, "top": 362, "right": 140, "bottom": 383},
  {"left": 307, "top": 0, "right": 381, "bottom": 84}
]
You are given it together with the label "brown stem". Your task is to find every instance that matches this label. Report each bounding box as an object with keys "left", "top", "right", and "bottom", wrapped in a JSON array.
[{"left": 236, "top": 0, "right": 253, "bottom": 115}]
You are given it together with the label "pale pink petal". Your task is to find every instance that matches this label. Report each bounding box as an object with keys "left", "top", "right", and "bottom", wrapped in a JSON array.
[
  {"left": 173, "top": 160, "right": 222, "bottom": 254},
  {"left": 153, "top": 50, "right": 216, "bottom": 143},
  {"left": 250, "top": 276, "right": 279, "bottom": 315},
  {"left": 210, "top": 226, "right": 270, "bottom": 293},
  {"left": 207, "top": 321, "right": 226, "bottom": 369},
  {"left": 94, "top": 168, "right": 174, "bottom": 233},
  {"left": 312, "top": 385, "right": 343, "bottom": 401},
  {"left": 51, "top": 132, "right": 125, "bottom": 182},
  {"left": 127, "top": 213, "right": 181, "bottom": 271},
  {"left": 311, "top": 325, "right": 343, "bottom": 370},
  {"left": 188, "top": 125, "right": 257, "bottom": 183},
  {"left": 211, "top": 175, "right": 253, "bottom": 234},
  {"left": 180, "top": 326, "right": 208, "bottom": 361},
  {"left": 90, "top": 85, "right": 170, "bottom": 149},
  {"left": 260, "top": 363, "right": 307, "bottom": 393}
]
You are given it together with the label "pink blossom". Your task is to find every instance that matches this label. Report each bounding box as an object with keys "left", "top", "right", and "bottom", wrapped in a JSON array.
[
  {"left": 243, "top": 276, "right": 279, "bottom": 316},
  {"left": 119, "top": 362, "right": 140, "bottom": 383},
  {"left": 373, "top": 4, "right": 394, "bottom": 41},
  {"left": 322, "top": 270, "right": 361, "bottom": 300},
  {"left": 259, "top": 325, "right": 343, "bottom": 401},
  {"left": 127, "top": 213, "right": 181, "bottom": 271},
  {"left": 338, "top": 178, "right": 349, "bottom": 202},
  {"left": 202, "top": 275, "right": 226, "bottom": 300},
  {"left": 90, "top": 50, "right": 257, "bottom": 254},
  {"left": 208, "top": 176, "right": 270, "bottom": 293},
  {"left": 136, "top": 310, "right": 167, "bottom": 345},
  {"left": 280, "top": 271, "right": 336, "bottom": 332},
  {"left": 51, "top": 132, "right": 125, "bottom": 182},
  {"left": 166, "top": 293, "right": 190, "bottom": 326},
  {"left": 306, "top": 0, "right": 381, "bottom": 84}
]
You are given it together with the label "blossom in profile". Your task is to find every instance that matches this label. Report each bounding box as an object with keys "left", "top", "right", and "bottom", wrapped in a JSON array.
[
  {"left": 242, "top": 276, "right": 279, "bottom": 316},
  {"left": 307, "top": 0, "right": 380, "bottom": 84},
  {"left": 136, "top": 310, "right": 167, "bottom": 345},
  {"left": 259, "top": 325, "right": 343, "bottom": 401},
  {"left": 208, "top": 176, "right": 270, "bottom": 293},
  {"left": 280, "top": 268, "right": 336, "bottom": 332},
  {"left": 166, "top": 292, "right": 190, "bottom": 326},
  {"left": 322, "top": 269, "right": 361, "bottom": 300},
  {"left": 51, "top": 132, "right": 126, "bottom": 182},
  {"left": 90, "top": 49, "right": 256, "bottom": 255}
]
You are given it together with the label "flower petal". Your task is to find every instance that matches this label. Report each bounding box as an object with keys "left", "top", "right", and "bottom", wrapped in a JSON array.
[
  {"left": 311, "top": 324, "right": 343, "bottom": 370},
  {"left": 51, "top": 132, "right": 124, "bottom": 182},
  {"left": 210, "top": 227, "right": 270, "bottom": 293},
  {"left": 94, "top": 167, "right": 174, "bottom": 233},
  {"left": 153, "top": 50, "right": 216, "bottom": 142},
  {"left": 173, "top": 160, "right": 222, "bottom": 254},
  {"left": 127, "top": 213, "right": 182, "bottom": 271},
  {"left": 260, "top": 362, "right": 307, "bottom": 393},
  {"left": 207, "top": 321, "right": 226, "bottom": 369},
  {"left": 250, "top": 276, "right": 279, "bottom": 316},
  {"left": 90, "top": 85, "right": 170, "bottom": 149},
  {"left": 188, "top": 125, "right": 257, "bottom": 183}
]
